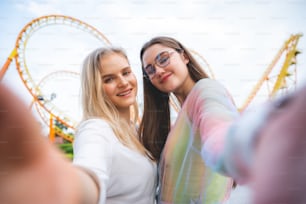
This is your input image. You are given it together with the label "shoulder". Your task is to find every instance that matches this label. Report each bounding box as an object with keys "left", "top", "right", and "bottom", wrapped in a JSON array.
[
  {"left": 75, "top": 118, "right": 116, "bottom": 142},
  {"left": 184, "top": 78, "right": 237, "bottom": 113},
  {"left": 77, "top": 118, "right": 111, "bottom": 130},
  {"left": 189, "top": 78, "right": 229, "bottom": 99},
  {"left": 194, "top": 78, "right": 226, "bottom": 91}
]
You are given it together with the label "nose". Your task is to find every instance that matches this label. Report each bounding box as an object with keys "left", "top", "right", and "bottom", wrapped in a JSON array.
[
  {"left": 118, "top": 76, "right": 128, "bottom": 87},
  {"left": 153, "top": 65, "right": 165, "bottom": 77}
]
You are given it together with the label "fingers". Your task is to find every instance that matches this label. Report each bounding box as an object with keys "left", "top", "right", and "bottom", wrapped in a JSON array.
[
  {"left": 252, "top": 85, "right": 306, "bottom": 204},
  {"left": 0, "top": 84, "right": 47, "bottom": 168},
  {"left": 0, "top": 84, "right": 83, "bottom": 204}
]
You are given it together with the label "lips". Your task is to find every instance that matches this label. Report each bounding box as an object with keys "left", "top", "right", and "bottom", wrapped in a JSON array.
[
  {"left": 160, "top": 73, "right": 172, "bottom": 83},
  {"left": 117, "top": 88, "right": 132, "bottom": 96}
]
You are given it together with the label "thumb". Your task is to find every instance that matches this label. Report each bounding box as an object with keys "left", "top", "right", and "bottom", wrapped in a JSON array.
[{"left": 0, "top": 84, "right": 48, "bottom": 168}]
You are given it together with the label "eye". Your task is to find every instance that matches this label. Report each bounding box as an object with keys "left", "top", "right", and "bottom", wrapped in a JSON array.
[
  {"left": 158, "top": 56, "right": 168, "bottom": 65},
  {"left": 145, "top": 65, "right": 155, "bottom": 75},
  {"left": 103, "top": 77, "right": 114, "bottom": 83},
  {"left": 156, "top": 52, "right": 169, "bottom": 66},
  {"left": 123, "top": 70, "right": 131, "bottom": 76}
]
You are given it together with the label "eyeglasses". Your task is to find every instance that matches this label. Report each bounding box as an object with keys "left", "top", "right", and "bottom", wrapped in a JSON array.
[{"left": 144, "top": 51, "right": 175, "bottom": 79}]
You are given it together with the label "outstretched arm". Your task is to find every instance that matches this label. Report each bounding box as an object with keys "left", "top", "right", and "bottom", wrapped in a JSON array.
[
  {"left": 0, "top": 84, "right": 99, "bottom": 204},
  {"left": 185, "top": 79, "right": 239, "bottom": 174},
  {"left": 219, "top": 84, "right": 306, "bottom": 203},
  {"left": 251, "top": 85, "right": 306, "bottom": 204}
]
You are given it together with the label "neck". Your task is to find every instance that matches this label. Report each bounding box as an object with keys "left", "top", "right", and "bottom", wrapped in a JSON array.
[
  {"left": 118, "top": 108, "right": 131, "bottom": 123},
  {"left": 174, "top": 76, "right": 195, "bottom": 105}
]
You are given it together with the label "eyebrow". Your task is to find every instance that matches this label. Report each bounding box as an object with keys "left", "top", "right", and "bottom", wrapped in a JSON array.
[
  {"left": 144, "top": 64, "right": 151, "bottom": 69},
  {"left": 101, "top": 66, "right": 131, "bottom": 78}
]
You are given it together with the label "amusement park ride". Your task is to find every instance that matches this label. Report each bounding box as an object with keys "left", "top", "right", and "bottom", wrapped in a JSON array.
[{"left": 0, "top": 15, "right": 303, "bottom": 144}]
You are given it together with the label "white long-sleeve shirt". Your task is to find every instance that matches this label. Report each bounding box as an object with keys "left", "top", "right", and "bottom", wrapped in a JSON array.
[{"left": 73, "top": 119, "right": 157, "bottom": 204}]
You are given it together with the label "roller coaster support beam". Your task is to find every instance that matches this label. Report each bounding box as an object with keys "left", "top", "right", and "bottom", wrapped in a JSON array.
[
  {"left": 49, "top": 114, "right": 55, "bottom": 143},
  {"left": 0, "top": 49, "right": 17, "bottom": 81},
  {"left": 270, "top": 34, "right": 302, "bottom": 97}
]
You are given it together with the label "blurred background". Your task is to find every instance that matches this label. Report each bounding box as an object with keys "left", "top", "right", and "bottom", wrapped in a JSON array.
[{"left": 0, "top": 0, "right": 305, "bottom": 152}]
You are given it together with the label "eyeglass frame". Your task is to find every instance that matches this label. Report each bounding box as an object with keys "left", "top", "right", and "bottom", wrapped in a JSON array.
[{"left": 143, "top": 49, "right": 182, "bottom": 79}]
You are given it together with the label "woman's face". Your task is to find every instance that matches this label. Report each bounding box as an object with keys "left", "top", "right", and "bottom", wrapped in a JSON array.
[
  {"left": 99, "top": 53, "right": 137, "bottom": 112},
  {"left": 142, "top": 44, "right": 190, "bottom": 93}
]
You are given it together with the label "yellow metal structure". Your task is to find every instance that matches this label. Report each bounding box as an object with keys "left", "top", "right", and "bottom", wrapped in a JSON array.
[{"left": 240, "top": 33, "right": 302, "bottom": 111}]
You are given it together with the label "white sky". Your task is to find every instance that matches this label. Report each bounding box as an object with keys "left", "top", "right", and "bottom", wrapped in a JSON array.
[{"left": 1, "top": 0, "right": 306, "bottom": 130}]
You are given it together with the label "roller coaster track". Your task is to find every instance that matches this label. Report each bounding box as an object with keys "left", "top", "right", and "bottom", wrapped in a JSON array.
[
  {"left": 0, "top": 14, "right": 302, "bottom": 142},
  {"left": 1, "top": 15, "right": 111, "bottom": 142},
  {"left": 32, "top": 70, "right": 79, "bottom": 142},
  {"left": 239, "top": 33, "right": 302, "bottom": 111}
]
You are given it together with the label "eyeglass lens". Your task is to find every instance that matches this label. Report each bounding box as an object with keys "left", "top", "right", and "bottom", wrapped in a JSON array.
[{"left": 145, "top": 51, "right": 170, "bottom": 77}]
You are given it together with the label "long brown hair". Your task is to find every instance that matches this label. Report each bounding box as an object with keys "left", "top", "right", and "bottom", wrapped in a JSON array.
[{"left": 138, "top": 36, "right": 209, "bottom": 161}]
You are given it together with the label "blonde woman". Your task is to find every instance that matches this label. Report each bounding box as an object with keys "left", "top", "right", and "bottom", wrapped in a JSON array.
[
  {"left": 74, "top": 47, "right": 156, "bottom": 203},
  {"left": 0, "top": 47, "right": 156, "bottom": 204}
]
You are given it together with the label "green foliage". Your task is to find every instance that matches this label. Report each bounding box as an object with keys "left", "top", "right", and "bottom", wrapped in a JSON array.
[{"left": 57, "top": 143, "right": 74, "bottom": 160}]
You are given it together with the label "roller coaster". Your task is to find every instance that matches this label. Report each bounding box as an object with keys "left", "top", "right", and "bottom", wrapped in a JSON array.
[
  {"left": 240, "top": 33, "right": 302, "bottom": 111},
  {"left": 0, "top": 15, "right": 302, "bottom": 143},
  {"left": 0, "top": 15, "right": 111, "bottom": 143}
]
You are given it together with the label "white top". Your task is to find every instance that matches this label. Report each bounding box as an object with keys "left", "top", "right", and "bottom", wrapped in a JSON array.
[{"left": 73, "top": 119, "right": 157, "bottom": 204}]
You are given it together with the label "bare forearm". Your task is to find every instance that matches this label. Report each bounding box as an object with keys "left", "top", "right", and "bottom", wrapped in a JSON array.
[{"left": 76, "top": 166, "right": 100, "bottom": 204}]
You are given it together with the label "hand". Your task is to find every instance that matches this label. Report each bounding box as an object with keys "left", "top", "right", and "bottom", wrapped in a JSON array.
[
  {"left": 0, "top": 85, "right": 82, "bottom": 204},
  {"left": 251, "top": 86, "right": 306, "bottom": 204}
]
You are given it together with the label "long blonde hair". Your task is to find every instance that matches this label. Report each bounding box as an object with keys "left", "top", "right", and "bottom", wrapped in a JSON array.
[{"left": 81, "top": 47, "right": 150, "bottom": 157}]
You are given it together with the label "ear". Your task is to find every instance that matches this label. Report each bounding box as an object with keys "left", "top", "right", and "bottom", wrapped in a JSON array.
[{"left": 181, "top": 52, "right": 189, "bottom": 64}]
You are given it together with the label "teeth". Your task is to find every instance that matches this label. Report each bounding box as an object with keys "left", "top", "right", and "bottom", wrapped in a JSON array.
[{"left": 118, "top": 90, "right": 131, "bottom": 96}]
